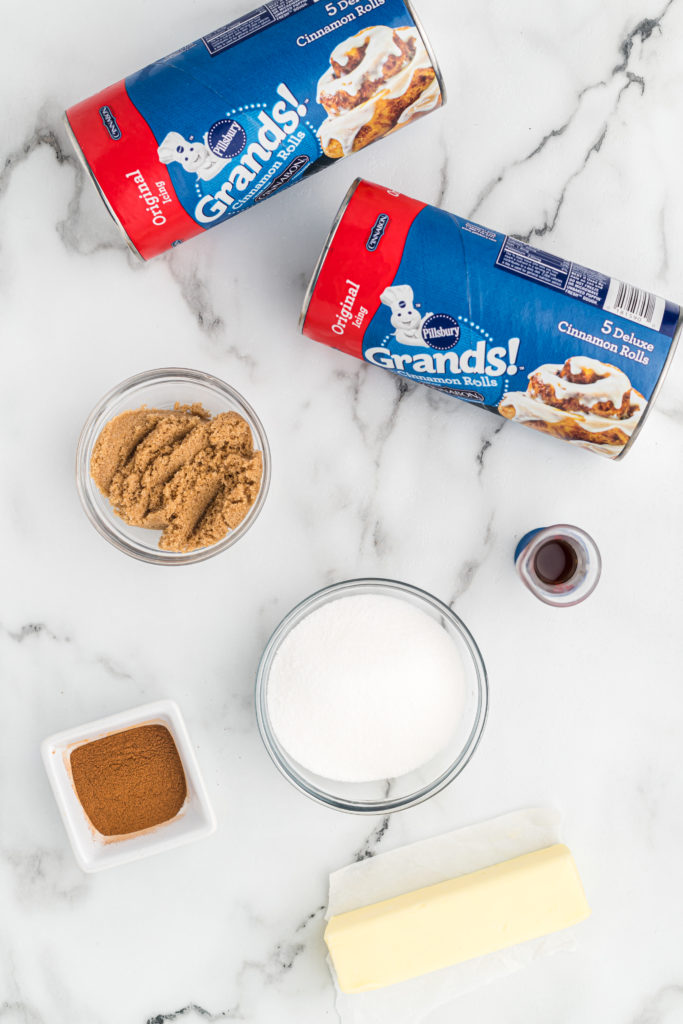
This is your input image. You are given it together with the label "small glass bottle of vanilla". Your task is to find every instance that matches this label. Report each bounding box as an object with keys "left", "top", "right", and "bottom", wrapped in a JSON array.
[{"left": 515, "top": 525, "right": 601, "bottom": 608}]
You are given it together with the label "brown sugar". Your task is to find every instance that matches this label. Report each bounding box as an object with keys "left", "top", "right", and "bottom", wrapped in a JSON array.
[
  {"left": 90, "top": 403, "right": 263, "bottom": 552},
  {"left": 70, "top": 724, "right": 187, "bottom": 837}
]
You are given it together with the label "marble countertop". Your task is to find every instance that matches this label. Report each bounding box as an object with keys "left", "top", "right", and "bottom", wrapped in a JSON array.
[{"left": 3, "top": 0, "right": 683, "bottom": 1021}]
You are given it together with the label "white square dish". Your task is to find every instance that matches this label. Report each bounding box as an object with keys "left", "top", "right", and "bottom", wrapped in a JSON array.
[{"left": 41, "top": 699, "right": 216, "bottom": 872}]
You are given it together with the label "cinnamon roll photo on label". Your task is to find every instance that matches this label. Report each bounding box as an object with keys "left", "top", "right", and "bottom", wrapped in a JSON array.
[
  {"left": 64, "top": 0, "right": 444, "bottom": 259},
  {"left": 301, "top": 180, "right": 682, "bottom": 460},
  {"left": 317, "top": 23, "right": 443, "bottom": 159}
]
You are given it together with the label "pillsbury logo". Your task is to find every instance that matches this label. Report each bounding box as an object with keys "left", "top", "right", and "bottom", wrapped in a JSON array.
[
  {"left": 366, "top": 214, "right": 389, "bottom": 252},
  {"left": 207, "top": 118, "right": 247, "bottom": 159},
  {"left": 421, "top": 313, "right": 460, "bottom": 350},
  {"left": 99, "top": 106, "right": 121, "bottom": 141}
]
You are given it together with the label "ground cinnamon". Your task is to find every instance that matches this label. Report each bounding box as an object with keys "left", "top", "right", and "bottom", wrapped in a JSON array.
[{"left": 70, "top": 724, "right": 187, "bottom": 837}]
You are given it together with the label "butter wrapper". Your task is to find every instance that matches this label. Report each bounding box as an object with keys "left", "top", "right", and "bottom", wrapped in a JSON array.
[{"left": 327, "top": 807, "right": 579, "bottom": 1023}]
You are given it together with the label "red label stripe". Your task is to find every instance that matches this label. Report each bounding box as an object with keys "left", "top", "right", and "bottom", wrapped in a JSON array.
[
  {"left": 67, "top": 82, "right": 202, "bottom": 260},
  {"left": 302, "top": 180, "right": 426, "bottom": 360}
]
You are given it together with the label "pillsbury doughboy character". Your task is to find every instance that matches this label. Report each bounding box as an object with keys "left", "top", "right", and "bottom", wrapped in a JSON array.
[
  {"left": 380, "top": 285, "right": 432, "bottom": 347},
  {"left": 157, "top": 131, "right": 228, "bottom": 182}
]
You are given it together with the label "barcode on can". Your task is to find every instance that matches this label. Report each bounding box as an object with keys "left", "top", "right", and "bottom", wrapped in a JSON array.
[{"left": 604, "top": 278, "right": 665, "bottom": 332}]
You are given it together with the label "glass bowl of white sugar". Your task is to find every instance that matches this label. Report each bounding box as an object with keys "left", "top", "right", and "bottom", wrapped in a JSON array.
[{"left": 255, "top": 579, "right": 488, "bottom": 814}]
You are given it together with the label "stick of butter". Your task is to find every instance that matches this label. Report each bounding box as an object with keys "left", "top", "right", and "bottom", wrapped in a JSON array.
[{"left": 324, "top": 843, "right": 590, "bottom": 993}]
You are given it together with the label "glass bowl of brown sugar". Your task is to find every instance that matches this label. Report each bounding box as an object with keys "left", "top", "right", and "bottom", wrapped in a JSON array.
[
  {"left": 76, "top": 367, "right": 271, "bottom": 565},
  {"left": 41, "top": 700, "right": 216, "bottom": 872}
]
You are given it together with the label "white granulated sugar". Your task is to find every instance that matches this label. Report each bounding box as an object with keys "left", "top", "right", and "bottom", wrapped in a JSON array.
[{"left": 267, "top": 594, "right": 466, "bottom": 783}]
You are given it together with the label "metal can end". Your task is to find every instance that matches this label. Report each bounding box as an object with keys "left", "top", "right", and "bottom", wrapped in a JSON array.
[
  {"left": 63, "top": 112, "right": 145, "bottom": 262},
  {"left": 299, "top": 178, "right": 363, "bottom": 333},
  {"left": 404, "top": 0, "right": 447, "bottom": 108}
]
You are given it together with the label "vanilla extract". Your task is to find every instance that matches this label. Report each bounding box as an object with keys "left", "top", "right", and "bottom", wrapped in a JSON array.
[{"left": 515, "top": 525, "right": 601, "bottom": 608}]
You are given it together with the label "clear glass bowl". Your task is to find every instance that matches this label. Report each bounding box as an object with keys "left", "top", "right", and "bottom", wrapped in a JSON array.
[
  {"left": 255, "top": 579, "right": 488, "bottom": 814},
  {"left": 76, "top": 368, "right": 271, "bottom": 565}
]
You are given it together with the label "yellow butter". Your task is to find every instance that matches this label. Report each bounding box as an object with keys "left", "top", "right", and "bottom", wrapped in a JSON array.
[{"left": 325, "top": 843, "right": 590, "bottom": 993}]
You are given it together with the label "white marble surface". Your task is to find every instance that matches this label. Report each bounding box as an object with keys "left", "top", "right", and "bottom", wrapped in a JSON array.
[{"left": 2, "top": 0, "right": 683, "bottom": 1021}]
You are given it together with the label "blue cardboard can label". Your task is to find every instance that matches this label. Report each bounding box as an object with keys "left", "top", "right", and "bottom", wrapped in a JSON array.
[
  {"left": 66, "top": 1, "right": 444, "bottom": 259},
  {"left": 302, "top": 180, "right": 681, "bottom": 459}
]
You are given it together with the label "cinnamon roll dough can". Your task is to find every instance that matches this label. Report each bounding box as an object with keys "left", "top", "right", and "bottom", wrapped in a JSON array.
[
  {"left": 65, "top": 1, "right": 444, "bottom": 260},
  {"left": 301, "top": 179, "right": 682, "bottom": 459}
]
